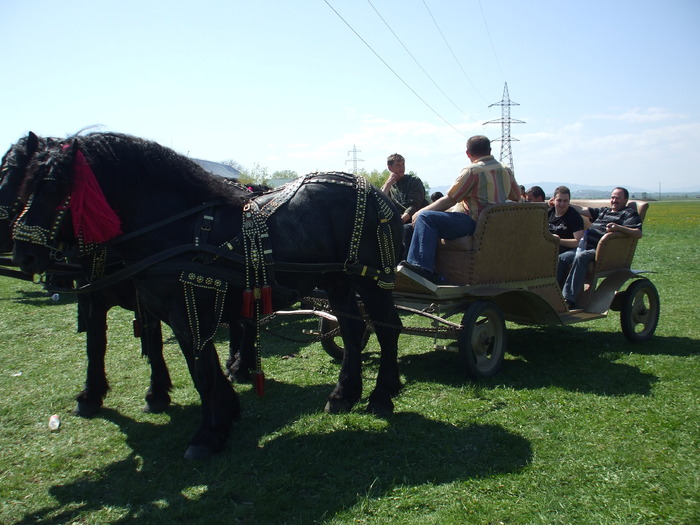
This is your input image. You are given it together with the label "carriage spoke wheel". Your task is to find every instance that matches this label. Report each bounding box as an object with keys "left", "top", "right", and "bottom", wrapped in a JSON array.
[
  {"left": 458, "top": 301, "right": 506, "bottom": 379},
  {"left": 620, "top": 279, "right": 660, "bottom": 342},
  {"left": 319, "top": 317, "right": 371, "bottom": 361}
]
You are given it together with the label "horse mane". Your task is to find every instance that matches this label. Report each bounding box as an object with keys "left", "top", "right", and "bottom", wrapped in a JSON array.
[{"left": 70, "top": 132, "right": 250, "bottom": 208}]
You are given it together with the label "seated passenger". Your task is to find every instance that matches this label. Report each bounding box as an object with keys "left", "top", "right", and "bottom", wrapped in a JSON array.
[
  {"left": 526, "top": 185, "right": 546, "bottom": 202},
  {"left": 381, "top": 153, "right": 429, "bottom": 258},
  {"left": 400, "top": 135, "right": 521, "bottom": 284},
  {"left": 561, "top": 187, "right": 642, "bottom": 308},
  {"left": 430, "top": 191, "right": 444, "bottom": 203},
  {"left": 547, "top": 185, "right": 584, "bottom": 287}
]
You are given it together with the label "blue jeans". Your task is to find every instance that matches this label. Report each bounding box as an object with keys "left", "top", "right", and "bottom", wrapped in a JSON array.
[
  {"left": 561, "top": 248, "right": 596, "bottom": 304},
  {"left": 406, "top": 211, "right": 476, "bottom": 272},
  {"left": 557, "top": 250, "right": 576, "bottom": 288}
]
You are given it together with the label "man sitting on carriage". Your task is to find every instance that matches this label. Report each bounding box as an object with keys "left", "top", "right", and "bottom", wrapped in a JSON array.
[{"left": 399, "top": 135, "right": 521, "bottom": 284}]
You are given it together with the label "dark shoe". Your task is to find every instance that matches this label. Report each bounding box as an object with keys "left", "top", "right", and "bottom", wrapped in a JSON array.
[
  {"left": 565, "top": 298, "right": 576, "bottom": 309},
  {"left": 400, "top": 261, "right": 442, "bottom": 285}
]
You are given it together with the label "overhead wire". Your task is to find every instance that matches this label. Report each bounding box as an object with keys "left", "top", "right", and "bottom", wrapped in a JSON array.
[
  {"left": 477, "top": 0, "right": 506, "bottom": 81},
  {"left": 366, "top": 0, "right": 476, "bottom": 121},
  {"left": 324, "top": 0, "right": 468, "bottom": 138},
  {"left": 422, "top": 0, "right": 488, "bottom": 104}
]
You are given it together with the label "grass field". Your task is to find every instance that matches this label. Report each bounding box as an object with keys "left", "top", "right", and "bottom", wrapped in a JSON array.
[{"left": 0, "top": 201, "right": 698, "bottom": 524}]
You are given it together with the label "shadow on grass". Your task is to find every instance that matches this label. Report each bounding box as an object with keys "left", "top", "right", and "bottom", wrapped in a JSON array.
[
  {"left": 15, "top": 380, "right": 532, "bottom": 525},
  {"left": 395, "top": 324, "right": 693, "bottom": 396}
]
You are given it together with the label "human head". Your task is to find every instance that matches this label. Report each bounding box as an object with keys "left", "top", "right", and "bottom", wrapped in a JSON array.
[
  {"left": 430, "top": 191, "right": 444, "bottom": 202},
  {"left": 387, "top": 153, "right": 406, "bottom": 177},
  {"left": 466, "top": 135, "right": 491, "bottom": 159},
  {"left": 553, "top": 185, "right": 571, "bottom": 215},
  {"left": 610, "top": 187, "right": 629, "bottom": 211},
  {"left": 526, "top": 186, "right": 546, "bottom": 202}
]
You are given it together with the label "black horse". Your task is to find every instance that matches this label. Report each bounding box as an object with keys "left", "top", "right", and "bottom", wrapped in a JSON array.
[
  {"left": 1, "top": 132, "right": 172, "bottom": 416},
  {"left": 13, "top": 132, "right": 404, "bottom": 459}
]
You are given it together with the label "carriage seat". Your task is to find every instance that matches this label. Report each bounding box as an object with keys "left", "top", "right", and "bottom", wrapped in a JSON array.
[
  {"left": 571, "top": 200, "right": 648, "bottom": 277},
  {"left": 434, "top": 202, "right": 560, "bottom": 287}
]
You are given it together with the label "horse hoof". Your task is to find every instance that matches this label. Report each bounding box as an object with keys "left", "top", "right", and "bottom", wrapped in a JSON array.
[
  {"left": 324, "top": 399, "right": 352, "bottom": 414},
  {"left": 184, "top": 445, "right": 214, "bottom": 461},
  {"left": 75, "top": 401, "right": 101, "bottom": 418},
  {"left": 367, "top": 395, "right": 394, "bottom": 417},
  {"left": 143, "top": 400, "right": 169, "bottom": 414}
]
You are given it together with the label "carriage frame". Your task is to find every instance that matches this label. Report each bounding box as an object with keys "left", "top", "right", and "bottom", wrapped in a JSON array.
[{"left": 304, "top": 199, "right": 660, "bottom": 378}]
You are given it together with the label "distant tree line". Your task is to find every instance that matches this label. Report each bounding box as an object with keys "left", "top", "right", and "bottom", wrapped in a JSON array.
[{"left": 221, "top": 160, "right": 430, "bottom": 199}]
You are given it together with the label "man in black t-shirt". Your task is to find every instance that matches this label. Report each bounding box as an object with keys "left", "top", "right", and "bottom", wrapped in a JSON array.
[
  {"left": 547, "top": 186, "right": 585, "bottom": 287},
  {"left": 561, "top": 187, "right": 642, "bottom": 308}
]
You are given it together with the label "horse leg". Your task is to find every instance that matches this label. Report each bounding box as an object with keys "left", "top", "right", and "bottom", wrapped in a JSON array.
[
  {"left": 139, "top": 313, "right": 172, "bottom": 413},
  {"left": 224, "top": 319, "right": 256, "bottom": 384},
  {"left": 75, "top": 295, "right": 109, "bottom": 418},
  {"left": 356, "top": 283, "right": 402, "bottom": 416},
  {"left": 182, "top": 339, "right": 241, "bottom": 460},
  {"left": 323, "top": 276, "right": 366, "bottom": 414}
]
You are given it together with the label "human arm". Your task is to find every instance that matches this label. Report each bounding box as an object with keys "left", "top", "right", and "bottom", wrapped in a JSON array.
[
  {"left": 565, "top": 203, "right": 593, "bottom": 219},
  {"left": 380, "top": 172, "right": 401, "bottom": 195},
  {"left": 410, "top": 194, "right": 459, "bottom": 225},
  {"left": 507, "top": 173, "right": 521, "bottom": 202},
  {"left": 555, "top": 229, "right": 584, "bottom": 249},
  {"left": 401, "top": 177, "right": 428, "bottom": 219},
  {"left": 606, "top": 222, "right": 642, "bottom": 238}
]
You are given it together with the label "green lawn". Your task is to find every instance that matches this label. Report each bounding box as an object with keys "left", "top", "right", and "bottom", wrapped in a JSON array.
[{"left": 0, "top": 201, "right": 698, "bottom": 524}]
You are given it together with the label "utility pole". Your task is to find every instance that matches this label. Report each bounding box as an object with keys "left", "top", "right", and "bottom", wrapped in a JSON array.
[
  {"left": 346, "top": 144, "right": 364, "bottom": 175},
  {"left": 484, "top": 82, "right": 525, "bottom": 173}
]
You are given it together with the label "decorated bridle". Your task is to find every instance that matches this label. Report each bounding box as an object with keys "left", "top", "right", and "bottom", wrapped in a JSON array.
[
  {"left": 12, "top": 145, "right": 122, "bottom": 253},
  {"left": 12, "top": 185, "right": 71, "bottom": 251}
]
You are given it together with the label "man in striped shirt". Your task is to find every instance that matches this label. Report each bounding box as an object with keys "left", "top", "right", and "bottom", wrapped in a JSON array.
[{"left": 400, "top": 135, "right": 521, "bottom": 284}]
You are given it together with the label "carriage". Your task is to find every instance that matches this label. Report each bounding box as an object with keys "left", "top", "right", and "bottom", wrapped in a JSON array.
[
  {"left": 4, "top": 131, "right": 659, "bottom": 458},
  {"left": 305, "top": 199, "right": 659, "bottom": 378}
]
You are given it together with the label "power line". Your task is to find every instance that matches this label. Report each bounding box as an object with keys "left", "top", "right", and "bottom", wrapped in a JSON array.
[
  {"left": 477, "top": 0, "right": 506, "bottom": 81},
  {"left": 422, "top": 0, "right": 488, "bottom": 104},
  {"left": 367, "top": 0, "right": 473, "bottom": 120},
  {"left": 324, "top": 0, "right": 467, "bottom": 138}
]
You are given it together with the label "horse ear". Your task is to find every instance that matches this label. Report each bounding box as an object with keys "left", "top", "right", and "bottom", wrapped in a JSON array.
[
  {"left": 27, "top": 131, "right": 39, "bottom": 155},
  {"left": 69, "top": 138, "right": 80, "bottom": 160}
]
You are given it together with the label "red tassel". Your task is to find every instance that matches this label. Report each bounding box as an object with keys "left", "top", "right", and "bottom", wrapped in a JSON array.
[
  {"left": 261, "top": 285, "right": 272, "bottom": 315},
  {"left": 69, "top": 149, "right": 122, "bottom": 243},
  {"left": 254, "top": 370, "right": 265, "bottom": 397},
  {"left": 241, "top": 288, "right": 254, "bottom": 318},
  {"left": 132, "top": 318, "right": 141, "bottom": 338}
]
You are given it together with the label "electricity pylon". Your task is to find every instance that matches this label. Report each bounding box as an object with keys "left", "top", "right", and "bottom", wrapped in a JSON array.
[
  {"left": 484, "top": 82, "right": 524, "bottom": 173},
  {"left": 345, "top": 145, "right": 364, "bottom": 175}
]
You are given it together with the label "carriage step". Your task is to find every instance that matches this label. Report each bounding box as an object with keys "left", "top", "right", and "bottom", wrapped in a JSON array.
[{"left": 302, "top": 329, "right": 321, "bottom": 336}]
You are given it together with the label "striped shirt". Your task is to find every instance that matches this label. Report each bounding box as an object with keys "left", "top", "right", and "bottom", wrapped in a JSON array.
[{"left": 447, "top": 155, "right": 521, "bottom": 220}]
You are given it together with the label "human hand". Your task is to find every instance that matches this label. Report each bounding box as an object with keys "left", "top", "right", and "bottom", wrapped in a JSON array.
[{"left": 411, "top": 209, "right": 423, "bottom": 225}]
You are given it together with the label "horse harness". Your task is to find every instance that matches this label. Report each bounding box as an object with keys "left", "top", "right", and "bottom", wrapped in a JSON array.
[{"left": 14, "top": 170, "right": 399, "bottom": 394}]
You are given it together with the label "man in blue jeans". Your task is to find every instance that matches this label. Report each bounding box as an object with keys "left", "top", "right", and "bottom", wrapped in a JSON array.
[
  {"left": 399, "top": 135, "right": 520, "bottom": 284},
  {"left": 561, "top": 187, "right": 643, "bottom": 308}
]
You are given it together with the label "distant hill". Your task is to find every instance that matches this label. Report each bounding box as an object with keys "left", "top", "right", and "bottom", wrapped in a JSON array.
[{"left": 428, "top": 182, "right": 700, "bottom": 200}]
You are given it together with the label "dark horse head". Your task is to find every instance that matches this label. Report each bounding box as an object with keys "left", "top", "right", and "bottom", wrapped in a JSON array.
[
  {"left": 0, "top": 132, "right": 62, "bottom": 252},
  {"left": 12, "top": 132, "right": 249, "bottom": 274},
  {"left": 12, "top": 131, "right": 404, "bottom": 460}
]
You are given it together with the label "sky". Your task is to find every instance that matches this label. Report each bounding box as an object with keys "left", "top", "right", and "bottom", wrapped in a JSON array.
[{"left": 1, "top": 0, "right": 699, "bottom": 194}]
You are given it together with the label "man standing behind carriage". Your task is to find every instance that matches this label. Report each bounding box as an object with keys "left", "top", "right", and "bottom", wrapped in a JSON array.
[
  {"left": 400, "top": 135, "right": 521, "bottom": 284},
  {"left": 381, "top": 153, "right": 429, "bottom": 258}
]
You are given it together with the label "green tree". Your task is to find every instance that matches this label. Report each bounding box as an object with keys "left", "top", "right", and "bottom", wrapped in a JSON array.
[
  {"left": 360, "top": 169, "right": 429, "bottom": 198},
  {"left": 271, "top": 170, "right": 298, "bottom": 180},
  {"left": 238, "top": 162, "right": 270, "bottom": 186}
]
